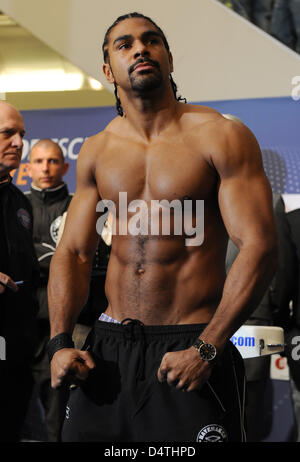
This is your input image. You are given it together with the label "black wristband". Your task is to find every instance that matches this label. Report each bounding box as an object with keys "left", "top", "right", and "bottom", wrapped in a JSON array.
[{"left": 47, "top": 332, "right": 74, "bottom": 362}]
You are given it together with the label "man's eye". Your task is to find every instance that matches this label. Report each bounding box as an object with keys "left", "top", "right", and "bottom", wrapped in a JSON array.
[
  {"left": 119, "top": 43, "right": 130, "bottom": 50},
  {"left": 1, "top": 130, "right": 25, "bottom": 138},
  {"left": 4, "top": 130, "right": 14, "bottom": 137}
]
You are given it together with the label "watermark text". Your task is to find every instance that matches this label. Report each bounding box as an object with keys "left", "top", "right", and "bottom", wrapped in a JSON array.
[{"left": 96, "top": 192, "right": 204, "bottom": 246}]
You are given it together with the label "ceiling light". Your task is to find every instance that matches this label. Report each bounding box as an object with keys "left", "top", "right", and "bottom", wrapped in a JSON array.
[
  {"left": 88, "top": 77, "right": 103, "bottom": 90},
  {"left": 0, "top": 69, "right": 84, "bottom": 92}
]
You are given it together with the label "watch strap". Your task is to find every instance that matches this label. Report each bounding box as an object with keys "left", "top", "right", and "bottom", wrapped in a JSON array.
[{"left": 193, "top": 338, "right": 204, "bottom": 352}]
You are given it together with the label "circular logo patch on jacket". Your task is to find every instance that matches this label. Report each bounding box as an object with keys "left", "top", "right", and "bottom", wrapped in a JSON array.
[
  {"left": 50, "top": 215, "right": 63, "bottom": 243},
  {"left": 17, "top": 208, "right": 31, "bottom": 230},
  {"left": 196, "top": 424, "right": 228, "bottom": 442}
]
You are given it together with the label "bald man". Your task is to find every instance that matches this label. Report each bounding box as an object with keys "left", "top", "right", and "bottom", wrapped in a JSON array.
[
  {"left": 26, "top": 139, "right": 71, "bottom": 326},
  {"left": 0, "top": 101, "right": 39, "bottom": 441}
]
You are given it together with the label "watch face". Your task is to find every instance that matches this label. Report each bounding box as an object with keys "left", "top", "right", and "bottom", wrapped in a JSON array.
[{"left": 199, "top": 343, "right": 217, "bottom": 361}]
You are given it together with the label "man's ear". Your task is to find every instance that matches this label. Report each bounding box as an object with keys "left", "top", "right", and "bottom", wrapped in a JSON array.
[
  {"left": 103, "top": 63, "right": 115, "bottom": 84},
  {"left": 26, "top": 163, "right": 33, "bottom": 179}
]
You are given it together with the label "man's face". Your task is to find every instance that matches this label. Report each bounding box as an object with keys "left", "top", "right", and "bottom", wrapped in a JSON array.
[
  {"left": 103, "top": 17, "right": 173, "bottom": 94},
  {"left": 27, "top": 144, "right": 69, "bottom": 189},
  {"left": 0, "top": 104, "right": 25, "bottom": 176}
]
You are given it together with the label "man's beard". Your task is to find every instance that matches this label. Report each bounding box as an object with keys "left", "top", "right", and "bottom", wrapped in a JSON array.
[
  {"left": 128, "top": 58, "right": 163, "bottom": 93},
  {"left": 129, "top": 69, "right": 163, "bottom": 93}
]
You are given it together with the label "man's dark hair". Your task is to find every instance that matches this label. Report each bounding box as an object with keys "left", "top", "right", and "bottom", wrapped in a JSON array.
[{"left": 102, "top": 12, "right": 186, "bottom": 116}]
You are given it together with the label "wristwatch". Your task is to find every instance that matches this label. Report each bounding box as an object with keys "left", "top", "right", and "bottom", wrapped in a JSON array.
[{"left": 193, "top": 338, "right": 217, "bottom": 363}]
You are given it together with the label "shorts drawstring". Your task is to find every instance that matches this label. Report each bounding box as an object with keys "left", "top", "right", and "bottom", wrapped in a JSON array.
[{"left": 121, "top": 318, "right": 146, "bottom": 381}]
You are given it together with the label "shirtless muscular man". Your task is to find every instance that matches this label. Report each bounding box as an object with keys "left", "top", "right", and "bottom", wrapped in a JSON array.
[{"left": 47, "top": 13, "right": 277, "bottom": 442}]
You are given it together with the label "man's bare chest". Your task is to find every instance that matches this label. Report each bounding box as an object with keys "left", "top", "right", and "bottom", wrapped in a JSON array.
[{"left": 95, "top": 140, "right": 217, "bottom": 205}]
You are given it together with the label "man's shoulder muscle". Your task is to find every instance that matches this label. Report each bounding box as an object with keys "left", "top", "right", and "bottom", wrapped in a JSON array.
[
  {"left": 180, "top": 103, "right": 223, "bottom": 127},
  {"left": 80, "top": 120, "right": 122, "bottom": 159},
  {"left": 179, "top": 105, "right": 257, "bottom": 169},
  {"left": 76, "top": 130, "right": 114, "bottom": 182},
  {"left": 81, "top": 130, "right": 110, "bottom": 155},
  {"left": 204, "top": 116, "right": 263, "bottom": 177}
]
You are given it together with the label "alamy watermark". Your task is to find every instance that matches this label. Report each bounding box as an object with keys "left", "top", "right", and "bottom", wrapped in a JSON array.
[
  {"left": 291, "top": 336, "right": 300, "bottom": 361},
  {"left": 96, "top": 192, "right": 204, "bottom": 246},
  {"left": 0, "top": 336, "right": 6, "bottom": 360},
  {"left": 291, "top": 76, "right": 300, "bottom": 101}
]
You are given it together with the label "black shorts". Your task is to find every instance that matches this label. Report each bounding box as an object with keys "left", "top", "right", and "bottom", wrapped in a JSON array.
[{"left": 62, "top": 319, "right": 246, "bottom": 442}]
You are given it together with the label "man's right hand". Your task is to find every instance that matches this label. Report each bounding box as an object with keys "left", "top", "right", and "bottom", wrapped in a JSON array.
[
  {"left": 50, "top": 348, "right": 96, "bottom": 388},
  {"left": 0, "top": 272, "right": 19, "bottom": 294}
]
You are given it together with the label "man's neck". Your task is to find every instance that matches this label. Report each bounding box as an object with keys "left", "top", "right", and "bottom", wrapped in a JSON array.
[
  {"left": 119, "top": 85, "right": 179, "bottom": 141},
  {"left": 31, "top": 181, "right": 65, "bottom": 192}
]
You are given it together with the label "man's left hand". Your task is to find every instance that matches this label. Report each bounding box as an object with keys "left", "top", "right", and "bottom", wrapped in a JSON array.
[{"left": 157, "top": 347, "right": 212, "bottom": 392}]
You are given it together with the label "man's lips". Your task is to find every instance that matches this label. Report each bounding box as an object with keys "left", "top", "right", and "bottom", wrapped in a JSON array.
[
  {"left": 5, "top": 152, "right": 21, "bottom": 161},
  {"left": 129, "top": 59, "right": 159, "bottom": 74},
  {"left": 134, "top": 63, "right": 155, "bottom": 71}
]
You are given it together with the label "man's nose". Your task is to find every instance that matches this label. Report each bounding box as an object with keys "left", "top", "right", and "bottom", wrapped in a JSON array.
[
  {"left": 133, "top": 41, "right": 150, "bottom": 59},
  {"left": 11, "top": 133, "right": 23, "bottom": 151},
  {"left": 41, "top": 161, "right": 50, "bottom": 171}
]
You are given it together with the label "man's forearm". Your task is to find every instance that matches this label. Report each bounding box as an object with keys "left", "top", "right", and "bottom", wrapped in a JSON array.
[
  {"left": 48, "top": 247, "right": 92, "bottom": 338},
  {"left": 200, "top": 240, "right": 278, "bottom": 352}
]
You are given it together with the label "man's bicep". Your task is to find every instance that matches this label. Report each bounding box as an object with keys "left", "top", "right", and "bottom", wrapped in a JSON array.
[
  {"left": 58, "top": 186, "right": 100, "bottom": 260},
  {"left": 215, "top": 122, "right": 275, "bottom": 248},
  {"left": 57, "top": 141, "right": 101, "bottom": 260},
  {"left": 219, "top": 174, "right": 275, "bottom": 248}
]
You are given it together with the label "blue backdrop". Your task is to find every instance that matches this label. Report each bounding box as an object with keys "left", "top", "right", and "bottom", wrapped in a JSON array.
[{"left": 14, "top": 96, "right": 300, "bottom": 196}]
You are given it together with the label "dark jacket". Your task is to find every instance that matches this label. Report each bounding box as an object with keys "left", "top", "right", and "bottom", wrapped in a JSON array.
[
  {"left": 0, "top": 176, "right": 39, "bottom": 361},
  {"left": 25, "top": 183, "right": 73, "bottom": 319},
  {"left": 270, "top": 207, "right": 300, "bottom": 329}
]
